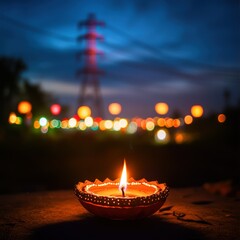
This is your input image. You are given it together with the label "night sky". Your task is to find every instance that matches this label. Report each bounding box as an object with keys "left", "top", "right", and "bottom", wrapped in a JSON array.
[{"left": 0, "top": 0, "right": 239, "bottom": 118}]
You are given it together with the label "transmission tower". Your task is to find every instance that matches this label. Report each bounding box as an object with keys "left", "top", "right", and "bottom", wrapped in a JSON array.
[{"left": 76, "top": 13, "right": 105, "bottom": 118}]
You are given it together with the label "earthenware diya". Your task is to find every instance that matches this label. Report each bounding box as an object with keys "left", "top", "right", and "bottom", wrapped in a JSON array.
[{"left": 75, "top": 160, "right": 169, "bottom": 220}]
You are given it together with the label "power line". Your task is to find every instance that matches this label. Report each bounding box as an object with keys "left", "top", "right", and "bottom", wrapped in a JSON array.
[
  {"left": 0, "top": 13, "right": 239, "bottom": 79},
  {"left": 106, "top": 24, "right": 240, "bottom": 77},
  {"left": 0, "top": 13, "right": 75, "bottom": 42}
]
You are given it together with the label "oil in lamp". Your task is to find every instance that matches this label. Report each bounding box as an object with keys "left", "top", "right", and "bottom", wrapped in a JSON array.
[{"left": 75, "top": 160, "right": 169, "bottom": 220}]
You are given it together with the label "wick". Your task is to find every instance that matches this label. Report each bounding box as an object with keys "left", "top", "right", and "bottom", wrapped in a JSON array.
[{"left": 121, "top": 186, "right": 125, "bottom": 197}]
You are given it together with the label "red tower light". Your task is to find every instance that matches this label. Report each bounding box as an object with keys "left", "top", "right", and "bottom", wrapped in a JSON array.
[{"left": 77, "top": 13, "right": 105, "bottom": 118}]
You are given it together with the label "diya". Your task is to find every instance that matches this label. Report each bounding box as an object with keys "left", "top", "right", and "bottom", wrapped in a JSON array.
[{"left": 75, "top": 160, "right": 169, "bottom": 220}]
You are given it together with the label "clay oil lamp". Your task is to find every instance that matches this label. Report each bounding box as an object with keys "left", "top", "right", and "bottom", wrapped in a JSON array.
[{"left": 75, "top": 160, "right": 169, "bottom": 220}]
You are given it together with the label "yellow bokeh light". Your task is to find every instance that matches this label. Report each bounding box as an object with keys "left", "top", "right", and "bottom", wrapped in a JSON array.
[
  {"left": 146, "top": 121, "right": 155, "bottom": 131},
  {"left": 119, "top": 118, "right": 128, "bottom": 128},
  {"left": 18, "top": 101, "right": 32, "bottom": 114},
  {"left": 191, "top": 105, "right": 203, "bottom": 118},
  {"left": 9, "top": 112, "right": 17, "bottom": 124},
  {"left": 77, "top": 106, "right": 91, "bottom": 119},
  {"left": 184, "top": 115, "right": 193, "bottom": 125},
  {"left": 155, "top": 102, "right": 169, "bottom": 115},
  {"left": 68, "top": 117, "right": 77, "bottom": 128},
  {"left": 15, "top": 117, "right": 22, "bottom": 125},
  {"left": 218, "top": 114, "right": 226, "bottom": 123},
  {"left": 99, "top": 120, "right": 106, "bottom": 131},
  {"left": 85, "top": 116, "right": 93, "bottom": 127},
  {"left": 108, "top": 103, "right": 122, "bottom": 115},
  {"left": 104, "top": 120, "right": 113, "bottom": 129},
  {"left": 113, "top": 121, "right": 121, "bottom": 131},
  {"left": 79, "top": 121, "right": 87, "bottom": 130}
]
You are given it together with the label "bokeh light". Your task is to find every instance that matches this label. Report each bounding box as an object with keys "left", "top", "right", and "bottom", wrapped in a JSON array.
[
  {"left": 104, "top": 120, "right": 113, "bottom": 129},
  {"left": 68, "top": 117, "right": 77, "bottom": 128},
  {"left": 39, "top": 117, "right": 48, "bottom": 127},
  {"left": 77, "top": 106, "right": 91, "bottom": 119},
  {"left": 155, "top": 129, "right": 169, "bottom": 143},
  {"left": 218, "top": 114, "right": 226, "bottom": 123},
  {"left": 146, "top": 120, "right": 155, "bottom": 131},
  {"left": 50, "top": 104, "right": 61, "bottom": 115},
  {"left": 9, "top": 112, "right": 17, "bottom": 124},
  {"left": 175, "top": 133, "right": 184, "bottom": 144},
  {"left": 18, "top": 101, "right": 32, "bottom": 114},
  {"left": 113, "top": 121, "right": 121, "bottom": 131},
  {"left": 33, "top": 120, "right": 40, "bottom": 129},
  {"left": 157, "top": 129, "right": 166, "bottom": 140},
  {"left": 108, "top": 103, "right": 122, "bottom": 115},
  {"left": 126, "top": 122, "right": 138, "bottom": 134},
  {"left": 119, "top": 118, "right": 128, "bottom": 128},
  {"left": 191, "top": 105, "right": 203, "bottom": 118},
  {"left": 79, "top": 121, "right": 87, "bottom": 130},
  {"left": 85, "top": 116, "right": 93, "bottom": 127},
  {"left": 155, "top": 102, "right": 169, "bottom": 115},
  {"left": 184, "top": 115, "right": 193, "bottom": 125}
]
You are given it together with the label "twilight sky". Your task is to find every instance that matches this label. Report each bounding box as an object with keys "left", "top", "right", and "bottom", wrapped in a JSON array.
[{"left": 0, "top": 0, "right": 239, "bottom": 118}]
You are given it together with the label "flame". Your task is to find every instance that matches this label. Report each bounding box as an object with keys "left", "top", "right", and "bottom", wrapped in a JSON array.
[{"left": 119, "top": 159, "right": 127, "bottom": 193}]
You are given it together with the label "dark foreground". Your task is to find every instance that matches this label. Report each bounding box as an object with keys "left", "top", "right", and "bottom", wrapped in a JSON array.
[
  {"left": 0, "top": 187, "right": 239, "bottom": 240},
  {"left": 0, "top": 129, "right": 239, "bottom": 194}
]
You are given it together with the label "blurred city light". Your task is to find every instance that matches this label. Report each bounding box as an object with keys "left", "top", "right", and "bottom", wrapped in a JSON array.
[
  {"left": 39, "top": 117, "right": 48, "bottom": 127},
  {"left": 157, "top": 118, "right": 165, "bottom": 127},
  {"left": 50, "top": 104, "right": 61, "bottom": 115},
  {"left": 113, "top": 121, "right": 121, "bottom": 131},
  {"left": 68, "top": 117, "right": 77, "bottom": 128},
  {"left": 191, "top": 105, "right": 203, "bottom": 118},
  {"left": 105, "top": 120, "right": 114, "bottom": 129},
  {"left": 218, "top": 114, "right": 226, "bottom": 123},
  {"left": 108, "top": 103, "right": 122, "bottom": 115},
  {"left": 155, "top": 129, "right": 169, "bottom": 143},
  {"left": 119, "top": 118, "right": 128, "bottom": 128},
  {"left": 77, "top": 106, "right": 91, "bottom": 119},
  {"left": 146, "top": 120, "right": 155, "bottom": 131},
  {"left": 18, "top": 101, "right": 32, "bottom": 114},
  {"left": 175, "top": 133, "right": 184, "bottom": 144},
  {"left": 155, "top": 102, "right": 169, "bottom": 115},
  {"left": 61, "top": 119, "right": 68, "bottom": 129},
  {"left": 184, "top": 115, "right": 193, "bottom": 125},
  {"left": 33, "top": 120, "right": 40, "bottom": 129},
  {"left": 79, "top": 121, "right": 87, "bottom": 130},
  {"left": 85, "top": 116, "right": 93, "bottom": 127},
  {"left": 126, "top": 122, "right": 138, "bottom": 134},
  {"left": 8, "top": 112, "right": 17, "bottom": 124}
]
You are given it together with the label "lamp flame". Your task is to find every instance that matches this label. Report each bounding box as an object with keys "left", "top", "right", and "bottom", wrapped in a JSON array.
[{"left": 119, "top": 159, "right": 127, "bottom": 196}]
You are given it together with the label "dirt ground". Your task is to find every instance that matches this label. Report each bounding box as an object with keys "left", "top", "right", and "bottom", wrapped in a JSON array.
[{"left": 0, "top": 187, "right": 239, "bottom": 240}]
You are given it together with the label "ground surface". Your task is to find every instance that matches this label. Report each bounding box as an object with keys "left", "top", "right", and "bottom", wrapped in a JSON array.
[{"left": 0, "top": 187, "right": 239, "bottom": 240}]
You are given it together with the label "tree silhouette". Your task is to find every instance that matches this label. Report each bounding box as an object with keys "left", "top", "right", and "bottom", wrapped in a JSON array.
[
  {"left": 0, "top": 57, "right": 26, "bottom": 126},
  {"left": 20, "top": 81, "right": 53, "bottom": 118}
]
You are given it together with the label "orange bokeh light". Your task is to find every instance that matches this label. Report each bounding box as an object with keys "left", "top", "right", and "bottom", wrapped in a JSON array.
[
  {"left": 77, "top": 106, "right": 91, "bottom": 119},
  {"left": 155, "top": 102, "right": 169, "bottom": 115},
  {"left": 18, "top": 101, "right": 32, "bottom": 114},
  {"left": 184, "top": 115, "right": 193, "bottom": 125},
  {"left": 191, "top": 105, "right": 203, "bottom": 118},
  {"left": 108, "top": 103, "right": 122, "bottom": 115},
  {"left": 218, "top": 114, "right": 226, "bottom": 123}
]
